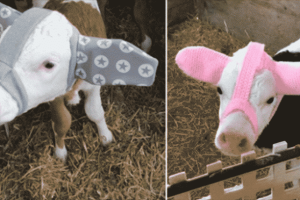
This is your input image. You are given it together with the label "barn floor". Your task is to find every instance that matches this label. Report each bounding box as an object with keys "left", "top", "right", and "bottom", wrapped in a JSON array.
[
  {"left": 0, "top": 1, "right": 165, "bottom": 199},
  {"left": 167, "top": 16, "right": 274, "bottom": 199}
]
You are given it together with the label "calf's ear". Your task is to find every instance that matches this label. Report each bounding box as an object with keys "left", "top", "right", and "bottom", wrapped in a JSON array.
[
  {"left": 175, "top": 46, "right": 230, "bottom": 85},
  {"left": 273, "top": 61, "right": 300, "bottom": 95},
  {"left": 75, "top": 36, "right": 158, "bottom": 87}
]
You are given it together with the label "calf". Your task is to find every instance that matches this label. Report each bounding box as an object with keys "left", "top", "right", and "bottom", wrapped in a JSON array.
[
  {"left": 0, "top": 1, "right": 158, "bottom": 163},
  {"left": 176, "top": 42, "right": 300, "bottom": 156}
]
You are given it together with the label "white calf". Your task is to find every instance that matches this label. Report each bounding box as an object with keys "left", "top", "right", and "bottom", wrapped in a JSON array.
[
  {"left": 0, "top": 1, "right": 157, "bottom": 163},
  {"left": 0, "top": 2, "right": 112, "bottom": 163},
  {"left": 176, "top": 42, "right": 300, "bottom": 156}
]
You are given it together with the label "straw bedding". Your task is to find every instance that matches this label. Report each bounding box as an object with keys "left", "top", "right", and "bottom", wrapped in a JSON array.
[{"left": 0, "top": 0, "right": 165, "bottom": 199}]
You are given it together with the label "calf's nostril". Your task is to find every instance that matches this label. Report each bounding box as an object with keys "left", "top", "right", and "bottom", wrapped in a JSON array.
[
  {"left": 218, "top": 132, "right": 249, "bottom": 149},
  {"left": 239, "top": 138, "right": 247, "bottom": 148},
  {"left": 220, "top": 133, "right": 226, "bottom": 143}
]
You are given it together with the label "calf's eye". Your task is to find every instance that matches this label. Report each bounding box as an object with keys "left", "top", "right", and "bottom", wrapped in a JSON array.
[
  {"left": 266, "top": 97, "right": 274, "bottom": 104},
  {"left": 217, "top": 87, "right": 223, "bottom": 95},
  {"left": 44, "top": 62, "right": 55, "bottom": 69}
]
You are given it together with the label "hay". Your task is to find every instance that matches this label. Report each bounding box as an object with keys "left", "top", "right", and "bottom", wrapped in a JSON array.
[
  {"left": 167, "top": 16, "right": 274, "bottom": 199},
  {"left": 0, "top": 1, "right": 165, "bottom": 199}
]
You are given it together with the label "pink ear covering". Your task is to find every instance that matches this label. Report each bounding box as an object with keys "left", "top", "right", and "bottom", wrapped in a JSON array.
[
  {"left": 273, "top": 62, "right": 300, "bottom": 95},
  {"left": 242, "top": 45, "right": 300, "bottom": 95},
  {"left": 175, "top": 46, "right": 230, "bottom": 85}
]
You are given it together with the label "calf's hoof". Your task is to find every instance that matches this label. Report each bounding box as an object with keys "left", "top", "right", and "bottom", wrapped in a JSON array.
[
  {"left": 100, "top": 130, "right": 114, "bottom": 145},
  {"left": 141, "top": 35, "right": 152, "bottom": 53},
  {"left": 66, "top": 91, "right": 81, "bottom": 105},
  {"left": 54, "top": 144, "right": 67, "bottom": 164}
]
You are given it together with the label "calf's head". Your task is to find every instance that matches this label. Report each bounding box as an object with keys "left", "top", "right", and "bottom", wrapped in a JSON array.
[
  {"left": 176, "top": 42, "right": 300, "bottom": 156},
  {"left": 0, "top": 3, "right": 158, "bottom": 125},
  {"left": 0, "top": 6, "right": 74, "bottom": 124}
]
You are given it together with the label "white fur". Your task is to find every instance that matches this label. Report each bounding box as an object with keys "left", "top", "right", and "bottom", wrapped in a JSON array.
[
  {"left": 215, "top": 45, "right": 278, "bottom": 156},
  {"left": 79, "top": 81, "right": 114, "bottom": 144},
  {"left": 67, "top": 90, "right": 81, "bottom": 105},
  {"left": 55, "top": 143, "right": 67, "bottom": 163},
  {"left": 141, "top": 34, "right": 152, "bottom": 53}
]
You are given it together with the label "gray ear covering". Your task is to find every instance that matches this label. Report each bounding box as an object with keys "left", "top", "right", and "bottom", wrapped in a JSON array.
[
  {"left": 75, "top": 35, "right": 158, "bottom": 86},
  {"left": 0, "top": 3, "right": 21, "bottom": 36}
]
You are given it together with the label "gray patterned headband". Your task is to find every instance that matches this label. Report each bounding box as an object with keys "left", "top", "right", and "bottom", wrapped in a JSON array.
[{"left": 0, "top": 3, "right": 158, "bottom": 115}]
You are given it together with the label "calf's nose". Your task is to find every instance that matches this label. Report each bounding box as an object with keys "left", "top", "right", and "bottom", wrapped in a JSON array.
[{"left": 217, "top": 131, "right": 251, "bottom": 155}]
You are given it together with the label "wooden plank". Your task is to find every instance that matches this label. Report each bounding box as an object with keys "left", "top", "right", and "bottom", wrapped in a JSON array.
[{"left": 169, "top": 172, "right": 191, "bottom": 200}]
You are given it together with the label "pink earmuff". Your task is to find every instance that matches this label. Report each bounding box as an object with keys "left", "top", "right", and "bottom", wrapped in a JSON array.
[{"left": 175, "top": 46, "right": 230, "bottom": 85}]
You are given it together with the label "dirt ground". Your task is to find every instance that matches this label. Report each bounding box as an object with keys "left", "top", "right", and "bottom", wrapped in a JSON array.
[
  {"left": 0, "top": 1, "right": 165, "bottom": 199},
  {"left": 167, "top": 15, "right": 276, "bottom": 199}
]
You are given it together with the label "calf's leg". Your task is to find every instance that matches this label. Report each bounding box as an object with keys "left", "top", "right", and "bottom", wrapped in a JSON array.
[
  {"left": 133, "top": 0, "right": 152, "bottom": 52},
  {"left": 82, "top": 83, "right": 113, "bottom": 144},
  {"left": 50, "top": 96, "right": 71, "bottom": 163}
]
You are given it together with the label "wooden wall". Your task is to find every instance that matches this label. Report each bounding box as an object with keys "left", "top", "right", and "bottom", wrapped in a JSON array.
[
  {"left": 196, "top": 0, "right": 300, "bottom": 53},
  {"left": 168, "top": 0, "right": 195, "bottom": 26}
]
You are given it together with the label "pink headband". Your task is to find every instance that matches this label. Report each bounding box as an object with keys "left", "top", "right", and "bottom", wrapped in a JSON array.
[{"left": 176, "top": 42, "right": 300, "bottom": 136}]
